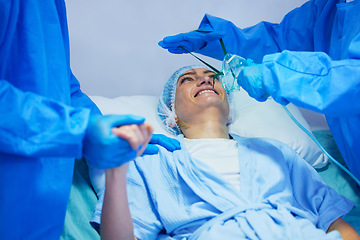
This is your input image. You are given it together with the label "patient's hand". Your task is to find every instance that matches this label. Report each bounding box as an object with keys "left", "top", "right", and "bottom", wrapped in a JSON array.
[
  {"left": 101, "top": 123, "right": 154, "bottom": 240},
  {"left": 111, "top": 123, "right": 154, "bottom": 158}
]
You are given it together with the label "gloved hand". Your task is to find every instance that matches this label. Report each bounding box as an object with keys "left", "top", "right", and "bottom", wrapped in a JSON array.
[
  {"left": 158, "top": 25, "right": 225, "bottom": 54},
  {"left": 142, "top": 134, "right": 181, "bottom": 155},
  {"left": 83, "top": 114, "right": 145, "bottom": 169},
  {"left": 237, "top": 61, "right": 270, "bottom": 102}
]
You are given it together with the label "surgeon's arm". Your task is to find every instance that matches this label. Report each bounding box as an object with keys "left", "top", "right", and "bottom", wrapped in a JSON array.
[
  {"left": 262, "top": 50, "right": 360, "bottom": 116},
  {"left": 0, "top": 80, "right": 89, "bottom": 158},
  {"left": 100, "top": 123, "right": 153, "bottom": 240},
  {"left": 193, "top": 1, "right": 316, "bottom": 63},
  {"left": 327, "top": 218, "right": 360, "bottom": 240}
]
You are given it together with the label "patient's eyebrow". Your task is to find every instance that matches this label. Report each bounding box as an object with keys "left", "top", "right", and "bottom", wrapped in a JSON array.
[
  {"left": 180, "top": 71, "right": 196, "bottom": 78},
  {"left": 203, "top": 70, "right": 216, "bottom": 75}
]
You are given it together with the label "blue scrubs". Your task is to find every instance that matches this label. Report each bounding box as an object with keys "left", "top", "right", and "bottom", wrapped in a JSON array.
[
  {"left": 0, "top": 1, "right": 101, "bottom": 239},
  {"left": 195, "top": 0, "right": 360, "bottom": 180}
]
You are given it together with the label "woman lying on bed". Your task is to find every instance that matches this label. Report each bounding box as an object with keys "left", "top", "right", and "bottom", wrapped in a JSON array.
[{"left": 91, "top": 65, "right": 359, "bottom": 240}]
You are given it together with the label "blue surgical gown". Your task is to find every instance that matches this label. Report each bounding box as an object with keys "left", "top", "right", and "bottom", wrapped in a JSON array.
[
  {"left": 91, "top": 135, "right": 353, "bottom": 239},
  {"left": 195, "top": 0, "right": 360, "bottom": 181},
  {"left": 0, "top": 1, "right": 101, "bottom": 239}
]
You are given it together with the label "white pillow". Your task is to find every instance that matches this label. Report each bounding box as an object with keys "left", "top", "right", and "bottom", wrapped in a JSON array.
[
  {"left": 88, "top": 92, "right": 328, "bottom": 194},
  {"left": 228, "top": 91, "right": 328, "bottom": 168}
]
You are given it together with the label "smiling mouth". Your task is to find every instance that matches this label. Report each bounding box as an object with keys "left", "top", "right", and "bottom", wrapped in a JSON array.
[{"left": 195, "top": 89, "right": 219, "bottom": 97}]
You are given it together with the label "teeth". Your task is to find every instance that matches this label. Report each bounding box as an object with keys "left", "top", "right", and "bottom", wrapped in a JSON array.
[{"left": 198, "top": 90, "right": 215, "bottom": 96}]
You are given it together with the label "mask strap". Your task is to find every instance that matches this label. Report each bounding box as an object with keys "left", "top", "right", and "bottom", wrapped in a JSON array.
[
  {"left": 180, "top": 38, "right": 228, "bottom": 87},
  {"left": 179, "top": 46, "right": 221, "bottom": 74},
  {"left": 179, "top": 39, "right": 228, "bottom": 73},
  {"left": 219, "top": 39, "right": 228, "bottom": 56}
]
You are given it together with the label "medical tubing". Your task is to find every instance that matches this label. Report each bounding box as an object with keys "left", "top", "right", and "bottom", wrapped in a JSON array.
[{"left": 282, "top": 105, "right": 360, "bottom": 187}]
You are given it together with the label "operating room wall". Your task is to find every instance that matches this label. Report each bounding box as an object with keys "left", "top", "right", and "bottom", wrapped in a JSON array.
[{"left": 66, "top": 0, "right": 308, "bottom": 98}]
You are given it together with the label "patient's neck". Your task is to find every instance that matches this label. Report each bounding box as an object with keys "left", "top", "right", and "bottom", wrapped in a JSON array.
[{"left": 181, "top": 117, "right": 229, "bottom": 139}]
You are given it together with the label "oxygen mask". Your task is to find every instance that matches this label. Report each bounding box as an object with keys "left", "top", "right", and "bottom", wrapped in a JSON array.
[{"left": 221, "top": 53, "right": 247, "bottom": 91}]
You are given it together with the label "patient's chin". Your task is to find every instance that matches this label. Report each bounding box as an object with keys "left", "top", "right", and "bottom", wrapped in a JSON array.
[{"left": 197, "top": 96, "right": 228, "bottom": 110}]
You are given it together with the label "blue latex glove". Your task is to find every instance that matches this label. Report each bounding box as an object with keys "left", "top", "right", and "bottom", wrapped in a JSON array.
[
  {"left": 237, "top": 61, "right": 270, "bottom": 102},
  {"left": 143, "top": 134, "right": 181, "bottom": 155},
  {"left": 83, "top": 114, "right": 145, "bottom": 169},
  {"left": 158, "top": 24, "right": 225, "bottom": 54}
]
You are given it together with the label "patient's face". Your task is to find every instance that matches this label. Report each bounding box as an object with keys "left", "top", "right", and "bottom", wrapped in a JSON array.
[{"left": 174, "top": 68, "right": 229, "bottom": 125}]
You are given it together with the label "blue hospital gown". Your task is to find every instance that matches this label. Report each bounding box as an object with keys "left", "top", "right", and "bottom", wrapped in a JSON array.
[{"left": 91, "top": 135, "right": 353, "bottom": 239}]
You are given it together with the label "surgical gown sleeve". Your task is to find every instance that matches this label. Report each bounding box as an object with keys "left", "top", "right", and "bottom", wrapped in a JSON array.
[
  {"left": 194, "top": 0, "right": 318, "bottom": 62},
  {"left": 261, "top": 50, "right": 360, "bottom": 116},
  {"left": 0, "top": 80, "right": 90, "bottom": 158},
  {"left": 70, "top": 70, "right": 102, "bottom": 116}
]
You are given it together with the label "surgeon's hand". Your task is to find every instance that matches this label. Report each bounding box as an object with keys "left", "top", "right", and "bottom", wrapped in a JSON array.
[
  {"left": 83, "top": 114, "right": 146, "bottom": 169},
  {"left": 159, "top": 27, "right": 225, "bottom": 54},
  {"left": 142, "top": 134, "right": 181, "bottom": 155},
  {"left": 237, "top": 61, "right": 269, "bottom": 102}
]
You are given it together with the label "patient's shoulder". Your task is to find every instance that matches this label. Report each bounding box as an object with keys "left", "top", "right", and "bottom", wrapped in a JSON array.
[
  {"left": 230, "top": 133, "right": 295, "bottom": 150},
  {"left": 231, "top": 133, "right": 302, "bottom": 165}
]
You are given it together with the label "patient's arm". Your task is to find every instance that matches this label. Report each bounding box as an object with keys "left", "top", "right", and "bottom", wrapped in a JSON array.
[
  {"left": 327, "top": 218, "right": 360, "bottom": 240},
  {"left": 100, "top": 123, "right": 153, "bottom": 240}
]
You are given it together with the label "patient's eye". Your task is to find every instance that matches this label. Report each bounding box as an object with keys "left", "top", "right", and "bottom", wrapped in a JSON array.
[{"left": 180, "top": 77, "right": 193, "bottom": 84}]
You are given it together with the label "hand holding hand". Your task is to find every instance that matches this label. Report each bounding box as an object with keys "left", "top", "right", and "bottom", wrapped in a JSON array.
[
  {"left": 83, "top": 114, "right": 145, "bottom": 169},
  {"left": 111, "top": 123, "right": 154, "bottom": 158}
]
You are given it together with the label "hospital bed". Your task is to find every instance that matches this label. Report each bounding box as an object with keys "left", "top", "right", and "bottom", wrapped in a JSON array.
[{"left": 60, "top": 91, "right": 360, "bottom": 239}]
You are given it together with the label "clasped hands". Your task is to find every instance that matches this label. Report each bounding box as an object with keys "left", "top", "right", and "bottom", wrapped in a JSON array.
[{"left": 83, "top": 115, "right": 180, "bottom": 169}]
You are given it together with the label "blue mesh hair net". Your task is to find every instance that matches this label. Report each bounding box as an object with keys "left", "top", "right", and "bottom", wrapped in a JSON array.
[{"left": 158, "top": 65, "right": 236, "bottom": 135}]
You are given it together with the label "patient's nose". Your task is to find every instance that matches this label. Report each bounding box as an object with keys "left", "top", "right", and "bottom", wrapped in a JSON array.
[{"left": 198, "top": 76, "right": 213, "bottom": 86}]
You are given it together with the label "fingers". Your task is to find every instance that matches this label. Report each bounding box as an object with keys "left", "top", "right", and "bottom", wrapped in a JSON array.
[
  {"left": 136, "top": 123, "right": 154, "bottom": 157},
  {"left": 159, "top": 30, "right": 224, "bottom": 54},
  {"left": 112, "top": 123, "right": 153, "bottom": 154},
  {"left": 143, "top": 123, "right": 154, "bottom": 143},
  {"left": 112, "top": 125, "right": 143, "bottom": 151},
  {"left": 149, "top": 134, "right": 181, "bottom": 151},
  {"left": 245, "top": 58, "right": 255, "bottom": 66},
  {"left": 159, "top": 34, "right": 185, "bottom": 46},
  {"left": 199, "top": 31, "right": 226, "bottom": 41},
  {"left": 167, "top": 48, "right": 188, "bottom": 54},
  {"left": 158, "top": 39, "right": 188, "bottom": 54},
  {"left": 159, "top": 31, "right": 224, "bottom": 47},
  {"left": 142, "top": 144, "right": 159, "bottom": 155},
  {"left": 106, "top": 114, "right": 145, "bottom": 128}
]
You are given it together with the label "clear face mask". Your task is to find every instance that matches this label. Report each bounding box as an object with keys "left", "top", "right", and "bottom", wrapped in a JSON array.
[{"left": 221, "top": 53, "right": 247, "bottom": 91}]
